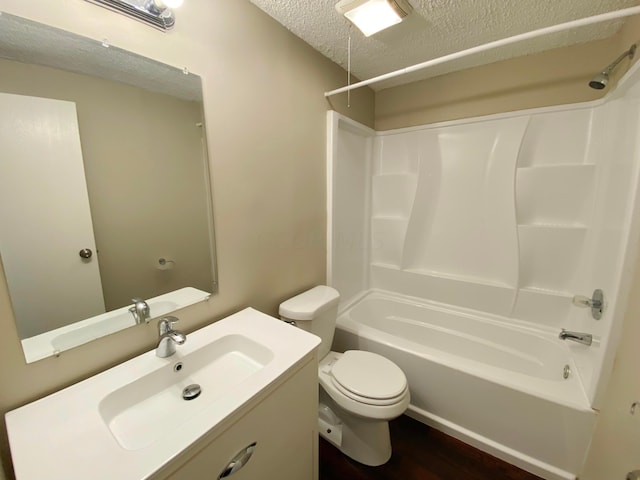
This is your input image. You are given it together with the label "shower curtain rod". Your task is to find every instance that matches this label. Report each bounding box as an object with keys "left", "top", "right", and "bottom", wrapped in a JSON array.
[{"left": 324, "top": 5, "right": 640, "bottom": 97}]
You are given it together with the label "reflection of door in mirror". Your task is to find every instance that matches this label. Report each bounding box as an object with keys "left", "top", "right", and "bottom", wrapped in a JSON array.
[{"left": 0, "top": 92, "right": 106, "bottom": 338}]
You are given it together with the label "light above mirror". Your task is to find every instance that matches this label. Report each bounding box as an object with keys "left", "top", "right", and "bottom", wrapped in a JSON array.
[
  {"left": 84, "top": 0, "right": 184, "bottom": 31},
  {"left": 0, "top": 13, "right": 217, "bottom": 363},
  {"left": 155, "top": 0, "right": 184, "bottom": 9}
]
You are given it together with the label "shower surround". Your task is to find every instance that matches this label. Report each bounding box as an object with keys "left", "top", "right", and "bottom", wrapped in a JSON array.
[{"left": 327, "top": 63, "right": 640, "bottom": 479}]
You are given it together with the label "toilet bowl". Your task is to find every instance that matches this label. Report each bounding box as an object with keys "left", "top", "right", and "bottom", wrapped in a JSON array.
[{"left": 279, "top": 286, "right": 410, "bottom": 466}]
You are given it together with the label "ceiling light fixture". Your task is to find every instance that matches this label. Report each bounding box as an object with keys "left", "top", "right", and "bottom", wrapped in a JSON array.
[
  {"left": 84, "top": 0, "right": 183, "bottom": 31},
  {"left": 335, "top": 0, "right": 412, "bottom": 37}
]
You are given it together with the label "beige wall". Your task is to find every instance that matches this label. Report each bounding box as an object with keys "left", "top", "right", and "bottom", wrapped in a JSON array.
[
  {"left": 0, "top": 1, "right": 373, "bottom": 478},
  {"left": 375, "top": 24, "right": 638, "bottom": 130},
  {"left": 0, "top": 59, "right": 213, "bottom": 335}
]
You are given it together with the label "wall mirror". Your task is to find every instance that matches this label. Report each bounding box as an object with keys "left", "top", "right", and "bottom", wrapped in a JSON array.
[{"left": 0, "top": 13, "right": 217, "bottom": 363}]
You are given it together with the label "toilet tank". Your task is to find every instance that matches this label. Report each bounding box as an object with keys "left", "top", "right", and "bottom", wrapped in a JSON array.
[{"left": 279, "top": 286, "right": 340, "bottom": 359}]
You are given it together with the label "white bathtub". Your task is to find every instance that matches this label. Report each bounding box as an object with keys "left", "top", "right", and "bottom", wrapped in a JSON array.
[{"left": 332, "top": 290, "right": 598, "bottom": 480}]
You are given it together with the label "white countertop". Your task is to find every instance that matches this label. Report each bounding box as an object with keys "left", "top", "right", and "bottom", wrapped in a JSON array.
[{"left": 6, "top": 308, "right": 320, "bottom": 480}]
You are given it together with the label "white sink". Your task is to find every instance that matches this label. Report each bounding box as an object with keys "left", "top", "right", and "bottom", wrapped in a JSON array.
[
  {"left": 99, "top": 334, "right": 273, "bottom": 450},
  {"left": 6, "top": 308, "right": 320, "bottom": 480}
]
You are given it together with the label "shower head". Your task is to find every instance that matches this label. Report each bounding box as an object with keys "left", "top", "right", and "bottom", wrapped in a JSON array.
[
  {"left": 589, "top": 43, "right": 637, "bottom": 90},
  {"left": 589, "top": 72, "right": 609, "bottom": 90}
]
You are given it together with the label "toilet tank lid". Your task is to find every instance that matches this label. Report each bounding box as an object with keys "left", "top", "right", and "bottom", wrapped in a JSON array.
[{"left": 279, "top": 286, "right": 340, "bottom": 321}]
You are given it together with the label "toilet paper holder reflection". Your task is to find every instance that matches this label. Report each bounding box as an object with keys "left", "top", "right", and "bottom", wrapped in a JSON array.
[{"left": 157, "top": 258, "right": 175, "bottom": 270}]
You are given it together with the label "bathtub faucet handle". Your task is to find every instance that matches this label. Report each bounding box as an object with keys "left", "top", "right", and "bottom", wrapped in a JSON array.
[{"left": 571, "top": 289, "right": 604, "bottom": 320}]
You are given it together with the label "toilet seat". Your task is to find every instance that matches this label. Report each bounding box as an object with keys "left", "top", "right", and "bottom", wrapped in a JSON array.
[
  {"left": 331, "top": 379, "right": 405, "bottom": 406},
  {"left": 319, "top": 351, "right": 409, "bottom": 420},
  {"left": 330, "top": 351, "right": 407, "bottom": 406}
]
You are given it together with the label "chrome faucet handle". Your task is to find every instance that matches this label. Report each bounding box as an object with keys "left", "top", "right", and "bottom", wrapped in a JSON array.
[
  {"left": 132, "top": 298, "right": 149, "bottom": 310},
  {"left": 158, "top": 316, "right": 179, "bottom": 335},
  {"left": 130, "top": 297, "right": 151, "bottom": 324},
  {"left": 571, "top": 289, "right": 604, "bottom": 320},
  {"left": 572, "top": 295, "right": 601, "bottom": 308},
  {"left": 155, "top": 316, "right": 185, "bottom": 358}
]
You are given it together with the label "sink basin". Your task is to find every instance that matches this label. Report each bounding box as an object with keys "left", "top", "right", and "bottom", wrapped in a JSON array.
[
  {"left": 99, "top": 334, "right": 273, "bottom": 450},
  {"left": 6, "top": 307, "right": 320, "bottom": 480}
]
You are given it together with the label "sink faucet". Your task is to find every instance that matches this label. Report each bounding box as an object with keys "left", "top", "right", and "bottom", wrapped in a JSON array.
[
  {"left": 559, "top": 329, "right": 593, "bottom": 346},
  {"left": 129, "top": 297, "right": 150, "bottom": 324},
  {"left": 156, "top": 316, "right": 186, "bottom": 358}
]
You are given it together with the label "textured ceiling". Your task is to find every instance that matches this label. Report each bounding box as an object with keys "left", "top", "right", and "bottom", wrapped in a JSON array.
[{"left": 249, "top": 0, "right": 640, "bottom": 90}]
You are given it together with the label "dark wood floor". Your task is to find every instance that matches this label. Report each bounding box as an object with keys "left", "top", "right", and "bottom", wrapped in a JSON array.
[{"left": 319, "top": 415, "right": 543, "bottom": 480}]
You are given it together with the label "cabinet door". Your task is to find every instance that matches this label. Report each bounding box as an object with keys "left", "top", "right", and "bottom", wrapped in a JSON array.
[{"left": 164, "top": 359, "right": 318, "bottom": 480}]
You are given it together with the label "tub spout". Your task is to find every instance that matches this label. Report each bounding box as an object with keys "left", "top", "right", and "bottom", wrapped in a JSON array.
[{"left": 559, "top": 329, "right": 592, "bottom": 346}]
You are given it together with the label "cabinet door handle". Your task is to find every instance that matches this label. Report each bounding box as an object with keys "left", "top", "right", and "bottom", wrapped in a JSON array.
[{"left": 218, "top": 442, "right": 257, "bottom": 478}]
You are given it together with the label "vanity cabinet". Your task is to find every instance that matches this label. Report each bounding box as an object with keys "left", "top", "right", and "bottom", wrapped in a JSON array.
[
  {"left": 7, "top": 308, "right": 320, "bottom": 480},
  {"left": 155, "top": 356, "right": 318, "bottom": 480}
]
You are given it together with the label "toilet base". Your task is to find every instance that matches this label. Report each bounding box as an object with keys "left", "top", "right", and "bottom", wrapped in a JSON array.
[
  {"left": 338, "top": 414, "right": 392, "bottom": 466},
  {"left": 319, "top": 394, "right": 393, "bottom": 466},
  {"left": 319, "top": 403, "right": 343, "bottom": 447}
]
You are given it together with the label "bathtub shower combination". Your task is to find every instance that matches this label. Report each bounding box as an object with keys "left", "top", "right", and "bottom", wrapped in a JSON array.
[{"left": 327, "top": 63, "right": 640, "bottom": 480}]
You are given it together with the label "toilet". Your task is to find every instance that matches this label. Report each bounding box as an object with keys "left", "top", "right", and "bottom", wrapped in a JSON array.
[{"left": 279, "top": 285, "right": 409, "bottom": 466}]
